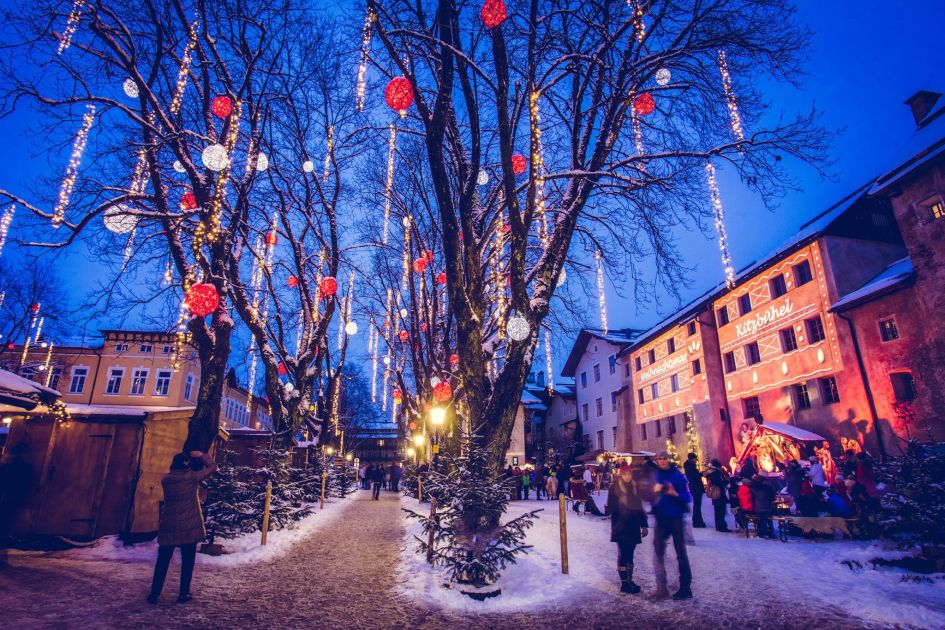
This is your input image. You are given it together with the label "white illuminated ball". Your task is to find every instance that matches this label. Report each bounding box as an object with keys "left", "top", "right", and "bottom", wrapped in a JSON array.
[
  {"left": 303, "top": 160, "right": 314, "bottom": 173},
  {"left": 255, "top": 152, "right": 269, "bottom": 172},
  {"left": 103, "top": 205, "right": 137, "bottom": 234},
  {"left": 173, "top": 160, "right": 186, "bottom": 173},
  {"left": 477, "top": 171, "right": 489, "bottom": 185},
  {"left": 400, "top": 308, "right": 408, "bottom": 319},
  {"left": 507, "top": 316, "right": 530, "bottom": 341},
  {"left": 655, "top": 68, "right": 671, "bottom": 86},
  {"left": 345, "top": 321, "right": 359, "bottom": 335},
  {"left": 285, "top": 382, "right": 295, "bottom": 392},
  {"left": 383, "top": 356, "right": 391, "bottom": 366},
  {"left": 430, "top": 376, "right": 441, "bottom": 386},
  {"left": 123, "top": 78, "right": 139, "bottom": 98},
  {"left": 202, "top": 144, "right": 229, "bottom": 171}
]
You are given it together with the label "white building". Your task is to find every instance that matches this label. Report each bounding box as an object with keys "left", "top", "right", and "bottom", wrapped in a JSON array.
[{"left": 561, "top": 329, "right": 641, "bottom": 453}]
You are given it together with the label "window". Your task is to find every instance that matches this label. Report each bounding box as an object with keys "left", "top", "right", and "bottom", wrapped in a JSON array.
[
  {"left": 580, "top": 372, "right": 587, "bottom": 388},
  {"left": 745, "top": 342, "right": 761, "bottom": 365},
  {"left": 139, "top": 344, "right": 153, "bottom": 353},
  {"left": 780, "top": 327, "right": 798, "bottom": 353},
  {"left": 612, "top": 426, "right": 617, "bottom": 447},
  {"left": 820, "top": 376, "right": 840, "bottom": 404},
  {"left": 648, "top": 349, "right": 656, "bottom": 364},
  {"left": 635, "top": 357, "right": 642, "bottom": 372},
  {"left": 806, "top": 316, "right": 826, "bottom": 343},
  {"left": 593, "top": 364, "right": 601, "bottom": 382},
  {"left": 184, "top": 374, "right": 195, "bottom": 401},
  {"left": 582, "top": 403, "right": 589, "bottom": 423},
  {"left": 724, "top": 351, "right": 737, "bottom": 373},
  {"left": 49, "top": 367, "right": 62, "bottom": 391},
  {"left": 717, "top": 307, "right": 730, "bottom": 326},
  {"left": 597, "top": 430, "right": 604, "bottom": 450},
  {"left": 105, "top": 368, "right": 124, "bottom": 395},
  {"left": 738, "top": 293, "right": 753, "bottom": 316},
  {"left": 583, "top": 434, "right": 591, "bottom": 450},
  {"left": 890, "top": 372, "right": 916, "bottom": 401},
  {"left": 667, "top": 338, "right": 676, "bottom": 354},
  {"left": 130, "top": 368, "right": 149, "bottom": 396},
  {"left": 926, "top": 198, "right": 944, "bottom": 221},
  {"left": 668, "top": 415, "right": 677, "bottom": 435},
  {"left": 595, "top": 397, "right": 603, "bottom": 417},
  {"left": 69, "top": 367, "right": 88, "bottom": 394},
  {"left": 793, "top": 260, "right": 813, "bottom": 286},
  {"left": 638, "top": 389, "right": 645, "bottom": 404},
  {"left": 608, "top": 354, "right": 616, "bottom": 375},
  {"left": 611, "top": 391, "right": 619, "bottom": 412},
  {"left": 650, "top": 383, "right": 659, "bottom": 400},
  {"left": 624, "top": 363, "right": 630, "bottom": 377},
  {"left": 793, "top": 382, "right": 812, "bottom": 410},
  {"left": 691, "top": 358, "right": 702, "bottom": 376},
  {"left": 162, "top": 345, "right": 173, "bottom": 354},
  {"left": 155, "top": 370, "right": 172, "bottom": 397},
  {"left": 742, "top": 396, "right": 761, "bottom": 420},
  {"left": 769, "top": 274, "right": 788, "bottom": 299},
  {"left": 687, "top": 321, "right": 697, "bottom": 336},
  {"left": 641, "top": 423, "right": 648, "bottom": 441},
  {"left": 670, "top": 374, "right": 680, "bottom": 393},
  {"left": 879, "top": 318, "right": 899, "bottom": 342},
  {"left": 655, "top": 419, "right": 662, "bottom": 438},
  {"left": 115, "top": 343, "right": 129, "bottom": 352}
]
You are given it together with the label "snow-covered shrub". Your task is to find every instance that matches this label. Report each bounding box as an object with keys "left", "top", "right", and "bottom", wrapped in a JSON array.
[{"left": 877, "top": 442, "right": 945, "bottom": 545}]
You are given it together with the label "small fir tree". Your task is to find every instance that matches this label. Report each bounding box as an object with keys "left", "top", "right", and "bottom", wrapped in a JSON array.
[
  {"left": 253, "top": 446, "right": 312, "bottom": 530},
  {"left": 665, "top": 438, "right": 680, "bottom": 466},
  {"left": 876, "top": 442, "right": 945, "bottom": 545},
  {"left": 203, "top": 453, "right": 260, "bottom": 541},
  {"left": 329, "top": 459, "right": 356, "bottom": 498},
  {"left": 685, "top": 413, "right": 703, "bottom": 464}
]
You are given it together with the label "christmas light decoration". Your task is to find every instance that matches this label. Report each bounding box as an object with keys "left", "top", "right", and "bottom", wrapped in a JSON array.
[
  {"left": 544, "top": 329, "right": 555, "bottom": 393},
  {"left": 507, "top": 316, "right": 530, "bottom": 341},
  {"left": 303, "top": 160, "right": 314, "bottom": 173},
  {"left": 323, "top": 125, "right": 334, "bottom": 182},
  {"left": 355, "top": 8, "right": 374, "bottom": 112},
  {"left": 511, "top": 154, "right": 527, "bottom": 175},
  {"left": 433, "top": 381, "right": 453, "bottom": 403},
  {"left": 255, "top": 152, "right": 269, "bottom": 172},
  {"left": 122, "top": 78, "right": 139, "bottom": 98},
  {"left": 717, "top": 50, "right": 745, "bottom": 142},
  {"left": 655, "top": 68, "right": 671, "bottom": 86},
  {"left": 266, "top": 231, "right": 279, "bottom": 246},
  {"left": 382, "top": 123, "right": 397, "bottom": 245},
  {"left": 319, "top": 276, "right": 338, "bottom": 297},
  {"left": 450, "top": 353, "right": 459, "bottom": 366},
  {"left": 173, "top": 160, "right": 186, "bottom": 173},
  {"left": 557, "top": 268, "right": 566, "bottom": 287},
  {"left": 413, "top": 258, "right": 427, "bottom": 274},
  {"left": 685, "top": 412, "right": 703, "bottom": 463},
  {"left": 633, "top": 92, "right": 655, "bottom": 115},
  {"left": 436, "top": 272, "right": 447, "bottom": 285},
  {"left": 287, "top": 275, "right": 299, "bottom": 288},
  {"left": 481, "top": 0, "right": 508, "bottom": 29},
  {"left": 52, "top": 103, "right": 95, "bottom": 228},
  {"left": 201, "top": 144, "right": 228, "bottom": 171},
  {"left": 180, "top": 191, "right": 198, "bottom": 210},
  {"left": 399, "top": 330, "right": 409, "bottom": 342},
  {"left": 211, "top": 95, "right": 233, "bottom": 118},
  {"left": 384, "top": 77, "right": 414, "bottom": 112},
  {"left": 477, "top": 170, "right": 489, "bottom": 185},
  {"left": 0, "top": 205, "right": 14, "bottom": 258},
  {"left": 57, "top": 0, "right": 85, "bottom": 54},
  {"left": 370, "top": 322, "right": 379, "bottom": 402},
  {"left": 345, "top": 321, "right": 359, "bottom": 335},
  {"left": 595, "top": 249, "right": 609, "bottom": 335},
  {"left": 103, "top": 205, "right": 136, "bottom": 234},
  {"left": 170, "top": 22, "right": 199, "bottom": 116},
  {"left": 706, "top": 162, "right": 736, "bottom": 288},
  {"left": 42, "top": 342, "right": 55, "bottom": 387},
  {"left": 392, "top": 389, "right": 403, "bottom": 404},
  {"left": 632, "top": 0, "right": 646, "bottom": 44},
  {"left": 185, "top": 283, "right": 220, "bottom": 317}
]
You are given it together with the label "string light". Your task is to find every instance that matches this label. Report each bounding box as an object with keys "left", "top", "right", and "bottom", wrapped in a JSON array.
[
  {"left": 717, "top": 50, "right": 744, "bottom": 142},
  {"left": 323, "top": 125, "right": 334, "bottom": 182},
  {"left": 57, "top": 0, "right": 86, "bottom": 54},
  {"left": 544, "top": 329, "right": 555, "bottom": 394},
  {"left": 52, "top": 104, "right": 96, "bottom": 228},
  {"left": 19, "top": 304, "right": 39, "bottom": 368},
  {"left": 355, "top": 9, "right": 375, "bottom": 112},
  {"left": 370, "top": 320, "right": 378, "bottom": 402},
  {"left": 400, "top": 217, "right": 411, "bottom": 292},
  {"left": 42, "top": 343, "right": 55, "bottom": 387},
  {"left": 595, "top": 249, "right": 609, "bottom": 335},
  {"left": 0, "top": 205, "right": 14, "bottom": 258},
  {"left": 382, "top": 123, "right": 397, "bottom": 245},
  {"left": 706, "top": 161, "right": 735, "bottom": 288},
  {"left": 32, "top": 316, "right": 44, "bottom": 345},
  {"left": 170, "top": 22, "right": 199, "bottom": 116},
  {"left": 632, "top": 0, "right": 646, "bottom": 44},
  {"left": 530, "top": 91, "right": 549, "bottom": 248},
  {"left": 163, "top": 258, "right": 173, "bottom": 285}
]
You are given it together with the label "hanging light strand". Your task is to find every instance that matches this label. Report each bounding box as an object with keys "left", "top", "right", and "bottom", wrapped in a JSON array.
[
  {"left": 355, "top": 9, "right": 375, "bottom": 112},
  {"left": 595, "top": 249, "right": 609, "bottom": 335},
  {"left": 42, "top": 342, "right": 55, "bottom": 387},
  {"left": 57, "top": 0, "right": 86, "bottom": 54},
  {"left": 717, "top": 50, "right": 745, "bottom": 142},
  {"left": 52, "top": 104, "right": 96, "bottom": 228},
  {"left": 544, "top": 328, "right": 555, "bottom": 394},
  {"left": 19, "top": 304, "right": 40, "bottom": 368},
  {"left": 370, "top": 320, "right": 379, "bottom": 403},
  {"left": 0, "top": 205, "right": 15, "bottom": 258},
  {"left": 382, "top": 123, "right": 397, "bottom": 245},
  {"left": 706, "top": 162, "right": 736, "bottom": 288},
  {"left": 170, "top": 22, "right": 199, "bottom": 115},
  {"left": 632, "top": 0, "right": 646, "bottom": 44},
  {"left": 323, "top": 124, "right": 335, "bottom": 182}
]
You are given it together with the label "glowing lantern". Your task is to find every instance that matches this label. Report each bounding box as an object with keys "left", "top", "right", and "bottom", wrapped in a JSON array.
[
  {"left": 180, "top": 192, "right": 198, "bottom": 210},
  {"left": 634, "top": 92, "right": 656, "bottom": 116},
  {"left": 436, "top": 272, "right": 447, "bottom": 285},
  {"left": 211, "top": 95, "right": 233, "bottom": 118},
  {"left": 173, "top": 160, "right": 186, "bottom": 173},
  {"left": 481, "top": 0, "right": 507, "bottom": 29},
  {"left": 287, "top": 276, "right": 299, "bottom": 288},
  {"left": 103, "top": 206, "right": 137, "bottom": 234},
  {"left": 432, "top": 381, "right": 453, "bottom": 403},
  {"left": 278, "top": 363, "right": 287, "bottom": 376},
  {"left": 655, "top": 68, "right": 671, "bottom": 86},
  {"left": 265, "top": 231, "right": 278, "bottom": 246},
  {"left": 319, "top": 276, "right": 338, "bottom": 297},
  {"left": 511, "top": 154, "right": 527, "bottom": 174},
  {"left": 413, "top": 258, "right": 428, "bottom": 273},
  {"left": 507, "top": 315, "right": 530, "bottom": 341},
  {"left": 185, "top": 283, "right": 220, "bottom": 317},
  {"left": 6, "top": 342, "right": 13, "bottom": 350},
  {"left": 254, "top": 152, "right": 269, "bottom": 172},
  {"left": 450, "top": 353, "right": 459, "bottom": 365},
  {"left": 122, "top": 78, "right": 138, "bottom": 98},
  {"left": 399, "top": 308, "right": 409, "bottom": 318},
  {"left": 384, "top": 77, "right": 414, "bottom": 111},
  {"left": 345, "top": 321, "right": 359, "bottom": 335},
  {"left": 392, "top": 389, "right": 403, "bottom": 403},
  {"left": 202, "top": 144, "right": 228, "bottom": 171},
  {"left": 399, "top": 330, "right": 409, "bottom": 342}
]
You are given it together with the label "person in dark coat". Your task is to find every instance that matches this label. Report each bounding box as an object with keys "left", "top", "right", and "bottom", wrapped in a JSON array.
[
  {"left": 569, "top": 468, "right": 604, "bottom": 516},
  {"left": 148, "top": 450, "right": 217, "bottom": 604},
  {"left": 606, "top": 464, "right": 648, "bottom": 594},
  {"left": 683, "top": 453, "right": 706, "bottom": 528},
  {"left": 784, "top": 459, "right": 805, "bottom": 513},
  {"left": 703, "top": 459, "right": 731, "bottom": 532},
  {"left": 749, "top": 475, "right": 775, "bottom": 538},
  {"left": 651, "top": 451, "right": 693, "bottom": 600},
  {"left": 557, "top": 463, "right": 570, "bottom": 499},
  {"left": 371, "top": 464, "right": 384, "bottom": 500},
  {"left": 390, "top": 462, "right": 402, "bottom": 493},
  {"left": 740, "top": 456, "right": 757, "bottom": 480}
]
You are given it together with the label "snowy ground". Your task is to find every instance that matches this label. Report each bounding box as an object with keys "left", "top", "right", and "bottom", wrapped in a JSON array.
[{"left": 398, "top": 492, "right": 945, "bottom": 628}]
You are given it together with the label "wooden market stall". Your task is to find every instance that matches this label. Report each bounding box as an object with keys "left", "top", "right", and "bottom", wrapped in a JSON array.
[{"left": 737, "top": 421, "right": 827, "bottom": 474}]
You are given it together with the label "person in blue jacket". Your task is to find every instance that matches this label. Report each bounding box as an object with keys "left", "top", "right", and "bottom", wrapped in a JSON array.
[{"left": 651, "top": 450, "right": 693, "bottom": 600}]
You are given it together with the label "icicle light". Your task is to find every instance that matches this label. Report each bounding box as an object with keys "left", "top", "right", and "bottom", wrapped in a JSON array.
[
  {"left": 323, "top": 125, "right": 334, "bottom": 182},
  {"left": 0, "top": 205, "right": 14, "bottom": 258},
  {"left": 52, "top": 104, "right": 96, "bottom": 228},
  {"left": 19, "top": 305, "right": 39, "bottom": 367},
  {"left": 530, "top": 91, "right": 549, "bottom": 248},
  {"left": 382, "top": 123, "right": 397, "bottom": 245},
  {"left": 370, "top": 320, "right": 379, "bottom": 402},
  {"left": 544, "top": 328, "right": 555, "bottom": 394},
  {"left": 706, "top": 162, "right": 736, "bottom": 288},
  {"left": 595, "top": 249, "right": 609, "bottom": 335},
  {"left": 32, "top": 316, "right": 45, "bottom": 345},
  {"left": 57, "top": 0, "right": 86, "bottom": 54},
  {"left": 355, "top": 9, "right": 375, "bottom": 112},
  {"left": 170, "top": 22, "right": 199, "bottom": 115},
  {"left": 717, "top": 50, "right": 745, "bottom": 142},
  {"left": 632, "top": 0, "right": 646, "bottom": 44},
  {"left": 42, "top": 342, "right": 55, "bottom": 387}
]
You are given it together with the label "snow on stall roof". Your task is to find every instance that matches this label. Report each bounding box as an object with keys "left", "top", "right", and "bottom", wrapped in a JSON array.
[
  {"left": 760, "top": 421, "right": 825, "bottom": 442},
  {"left": 520, "top": 390, "right": 544, "bottom": 406},
  {"left": 831, "top": 257, "right": 914, "bottom": 311},
  {"left": 871, "top": 95, "right": 945, "bottom": 195},
  {"left": 0, "top": 369, "right": 61, "bottom": 399}
]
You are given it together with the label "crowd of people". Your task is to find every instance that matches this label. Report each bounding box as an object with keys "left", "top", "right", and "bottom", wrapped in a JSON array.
[{"left": 359, "top": 462, "right": 402, "bottom": 500}]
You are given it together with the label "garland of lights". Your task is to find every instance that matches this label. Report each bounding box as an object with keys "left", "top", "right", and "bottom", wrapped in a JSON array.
[
  {"left": 355, "top": 9, "right": 375, "bottom": 112},
  {"left": 323, "top": 124, "right": 334, "bottom": 182},
  {"left": 706, "top": 161, "right": 736, "bottom": 288},
  {"left": 19, "top": 304, "right": 39, "bottom": 368},
  {"left": 57, "top": 0, "right": 86, "bottom": 54},
  {"left": 0, "top": 205, "right": 14, "bottom": 258},
  {"left": 369, "top": 319, "right": 378, "bottom": 402},
  {"left": 632, "top": 0, "right": 646, "bottom": 44},
  {"left": 595, "top": 249, "right": 609, "bottom": 335},
  {"left": 544, "top": 328, "right": 555, "bottom": 394},
  {"left": 717, "top": 50, "right": 745, "bottom": 142},
  {"left": 42, "top": 342, "right": 55, "bottom": 387},
  {"left": 529, "top": 91, "right": 549, "bottom": 248},
  {"left": 52, "top": 103, "right": 96, "bottom": 228},
  {"left": 382, "top": 123, "right": 397, "bottom": 245},
  {"left": 170, "top": 22, "right": 199, "bottom": 116}
]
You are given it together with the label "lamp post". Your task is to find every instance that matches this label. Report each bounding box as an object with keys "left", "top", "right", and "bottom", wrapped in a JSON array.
[{"left": 429, "top": 406, "right": 446, "bottom": 464}]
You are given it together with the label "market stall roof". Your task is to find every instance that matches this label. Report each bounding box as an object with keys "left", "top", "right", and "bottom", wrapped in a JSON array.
[
  {"left": 576, "top": 449, "right": 607, "bottom": 462},
  {"left": 758, "top": 421, "right": 826, "bottom": 442},
  {"left": 0, "top": 369, "right": 61, "bottom": 410}
]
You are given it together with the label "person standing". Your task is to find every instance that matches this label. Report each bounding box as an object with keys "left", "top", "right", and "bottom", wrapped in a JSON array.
[
  {"left": 650, "top": 451, "right": 693, "bottom": 600},
  {"left": 147, "top": 450, "right": 217, "bottom": 604},
  {"left": 606, "top": 464, "right": 648, "bottom": 594},
  {"left": 521, "top": 468, "right": 531, "bottom": 500},
  {"left": 545, "top": 468, "right": 558, "bottom": 500},
  {"left": 703, "top": 459, "right": 731, "bottom": 532},
  {"left": 390, "top": 462, "right": 402, "bottom": 493},
  {"left": 371, "top": 464, "right": 383, "bottom": 500},
  {"left": 683, "top": 453, "right": 706, "bottom": 528}
]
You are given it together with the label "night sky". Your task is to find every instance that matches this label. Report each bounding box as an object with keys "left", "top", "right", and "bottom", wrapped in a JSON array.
[{"left": 0, "top": 1, "right": 943, "bottom": 373}]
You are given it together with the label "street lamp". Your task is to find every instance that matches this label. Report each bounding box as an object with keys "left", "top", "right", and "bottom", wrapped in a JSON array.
[
  {"left": 429, "top": 406, "right": 446, "bottom": 427},
  {"left": 406, "top": 446, "right": 416, "bottom": 458},
  {"left": 412, "top": 433, "right": 425, "bottom": 447}
]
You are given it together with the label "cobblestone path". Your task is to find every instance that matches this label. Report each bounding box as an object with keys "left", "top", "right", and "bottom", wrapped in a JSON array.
[{"left": 0, "top": 491, "right": 875, "bottom": 629}]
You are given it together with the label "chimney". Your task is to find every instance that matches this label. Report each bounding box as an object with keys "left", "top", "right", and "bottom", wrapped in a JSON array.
[{"left": 904, "top": 90, "right": 942, "bottom": 126}]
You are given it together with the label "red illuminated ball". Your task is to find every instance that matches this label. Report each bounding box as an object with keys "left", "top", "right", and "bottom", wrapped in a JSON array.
[
  {"left": 384, "top": 77, "right": 414, "bottom": 111},
  {"left": 186, "top": 283, "right": 220, "bottom": 317},
  {"left": 634, "top": 92, "right": 655, "bottom": 116},
  {"left": 511, "top": 154, "right": 527, "bottom": 175},
  {"left": 211, "top": 95, "right": 233, "bottom": 118}
]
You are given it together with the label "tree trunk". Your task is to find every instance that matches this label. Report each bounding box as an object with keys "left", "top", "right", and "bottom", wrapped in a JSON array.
[{"left": 182, "top": 314, "right": 233, "bottom": 453}]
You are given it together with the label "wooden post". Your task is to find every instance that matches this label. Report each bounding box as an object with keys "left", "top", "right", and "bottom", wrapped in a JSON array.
[
  {"left": 558, "top": 493, "right": 569, "bottom": 574},
  {"left": 261, "top": 481, "right": 272, "bottom": 545},
  {"left": 426, "top": 496, "right": 436, "bottom": 564},
  {"left": 320, "top": 469, "right": 328, "bottom": 509},
  {"left": 417, "top": 475, "right": 422, "bottom": 502}
]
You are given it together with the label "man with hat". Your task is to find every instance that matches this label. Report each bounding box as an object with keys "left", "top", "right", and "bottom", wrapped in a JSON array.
[{"left": 606, "top": 463, "right": 648, "bottom": 594}]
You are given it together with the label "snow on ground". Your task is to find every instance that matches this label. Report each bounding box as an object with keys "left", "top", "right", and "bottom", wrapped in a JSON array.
[
  {"left": 396, "top": 493, "right": 945, "bottom": 628},
  {"left": 14, "top": 497, "right": 356, "bottom": 568}
]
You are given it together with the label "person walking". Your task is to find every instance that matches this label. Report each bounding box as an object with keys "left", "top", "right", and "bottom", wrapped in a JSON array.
[
  {"left": 650, "top": 451, "right": 693, "bottom": 600},
  {"left": 371, "top": 464, "right": 383, "bottom": 500},
  {"left": 607, "top": 464, "right": 648, "bottom": 594},
  {"left": 703, "top": 459, "right": 731, "bottom": 532},
  {"left": 545, "top": 468, "right": 558, "bottom": 500},
  {"left": 147, "top": 450, "right": 217, "bottom": 604},
  {"left": 683, "top": 453, "right": 706, "bottom": 528},
  {"left": 521, "top": 468, "right": 531, "bottom": 500},
  {"left": 390, "top": 462, "right": 402, "bottom": 493}
]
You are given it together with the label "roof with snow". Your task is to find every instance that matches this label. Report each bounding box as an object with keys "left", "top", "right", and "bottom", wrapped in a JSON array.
[
  {"left": 871, "top": 91, "right": 945, "bottom": 195},
  {"left": 758, "top": 421, "right": 825, "bottom": 442},
  {"left": 520, "top": 390, "right": 545, "bottom": 407},
  {"left": 0, "top": 369, "right": 62, "bottom": 410},
  {"left": 561, "top": 328, "right": 644, "bottom": 377},
  {"left": 831, "top": 257, "right": 915, "bottom": 311}
]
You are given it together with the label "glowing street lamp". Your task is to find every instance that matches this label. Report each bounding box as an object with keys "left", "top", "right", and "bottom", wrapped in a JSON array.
[
  {"left": 406, "top": 446, "right": 416, "bottom": 458},
  {"left": 413, "top": 433, "right": 425, "bottom": 447},
  {"left": 429, "top": 406, "right": 446, "bottom": 427}
]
